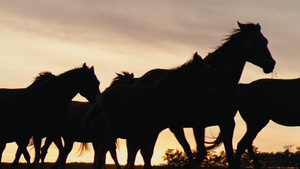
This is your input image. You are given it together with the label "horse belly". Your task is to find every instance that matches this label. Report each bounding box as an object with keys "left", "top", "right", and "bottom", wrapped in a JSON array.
[
  {"left": 270, "top": 113, "right": 300, "bottom": 127},
  {"left": 266, "top": 103, "right": 300, "bottom": 126}
]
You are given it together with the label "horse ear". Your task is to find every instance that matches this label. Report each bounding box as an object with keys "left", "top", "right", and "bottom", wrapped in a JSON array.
[
  {"left": 237, "top": 21, "right": 246, "bottom": 31},
  {"left": 237, "top": 21, "right": 242, "bottom": 28},
  {"left": 256, "top": 23, "right": 261, "bottom": 31},
  {"left": 90, "top": 66, "right": 95, "bottom": 72},
  {"left": 83, "top": 63, "right": 88, "bottom": 69},
  {"left": 193, "top": 52, "right": 202, "bottom": 61},
  {"left": 130, "top": 73, "right": 134, "bottom": 78}
]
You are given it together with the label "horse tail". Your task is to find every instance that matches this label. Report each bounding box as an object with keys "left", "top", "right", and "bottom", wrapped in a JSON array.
[
  {"left": 28, "top": 137, "right": 35, "bottom": 151},
  {"left": 77, "top": 142, "right": 90, "bottom": 157},
  {"left": 115, "top": 139, "right": 120, "bottom": 150},
  {"left": 28, "top": 137, "right": 34, "bottom": 147},
  {"left": 205, "top": 131, "right": 223, "bottom": 150}
]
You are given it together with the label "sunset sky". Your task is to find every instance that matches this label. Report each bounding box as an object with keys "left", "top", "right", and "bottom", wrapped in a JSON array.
[{"left": 1, "top": 0, "right": 300, "bottom": 166}]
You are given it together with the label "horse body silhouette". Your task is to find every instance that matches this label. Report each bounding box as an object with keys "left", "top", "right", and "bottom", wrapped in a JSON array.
[
  {"left": 235, "top": 78, "right": 300, "bottom": 168},
  {"left": 5, "top": 72, "right": 57, "bottom": 169},
  {"left": 118, "top": 69, "right": 196, "bottom": 167},
  {"left": 84, "top": 22, "right": 275, "bottom": 169},
  {"left": 0, "top": 63, "right": 100, "bottom": 169},
  {"left": 94, "top": 70, "right": 215, "bottom": 167},
  {"left": 38, "top": 72, "right": 135, "bottom": 169},
  {"left": 38, "top": 101, "right": 120, "bottom": 169}
]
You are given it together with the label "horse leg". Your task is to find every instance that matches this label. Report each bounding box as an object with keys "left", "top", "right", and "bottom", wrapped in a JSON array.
[
  {"left": 11, "top": 140, "right": 31, "bottom": 169},
  {"left": 40, "top": 137, "right": 53, "bottom": 169},
  {"left": 92, "top": 142, "right": 101, "bottom": 169},
  {"left": 124, "top": 138, "right": 140, "bottom": 169},
  {"left": 9, "top": 148, "right": 31, "bottom": 169},
  {"left": 0, "top": 142, "right": 6, "bottom": 169},
  {"left": 55, "top": 138, "right": 74, "bottom": 169},
  {"left": 93, "top": 140, "right": 111, "bottom": 169},
  {"left": 108, "top": 144, "right": 121, "bottom": 169},
  {"left": 10, "top": 146, "right": 22, "bottom": 169},
  {"left": 169, "top": 127, "right": 193, "bottom": 165},
  {"left": 31, "top": 136, "right": 42, "bottom": 169},
  {"left": 9, "top": 146, "right": 30, "bottom": 169},
  {"left": 219, "top": 119, "right": 236, "bottom": 169},
  {"left": 235, "top": 121, "right": 268, "bottom": 169},
  {"left": 193, "top": 126, "right": 206, "bottom": 165},
  {"left": 140, "top": 133, "right": 159, "bottom": 169},
  {"left": 51, "top": 136, "right": 64, "bottom": 169}
]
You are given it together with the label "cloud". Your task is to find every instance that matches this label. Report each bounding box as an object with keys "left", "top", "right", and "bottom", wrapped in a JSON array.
[{"left": 2, "top": 0, "right": 300, "bottom": 165}]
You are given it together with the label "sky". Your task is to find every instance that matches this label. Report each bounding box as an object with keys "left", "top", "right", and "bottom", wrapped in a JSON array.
[{"left": 0, "top": 0, "right": 300, "bottom": 166}]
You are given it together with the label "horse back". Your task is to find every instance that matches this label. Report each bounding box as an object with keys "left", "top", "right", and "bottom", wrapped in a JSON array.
[
  {"left": 134, "top": 69, "right": 170, "bottom": 85},
  {"left": 238, "top": 78, "right": 300, "bottom": 126}
]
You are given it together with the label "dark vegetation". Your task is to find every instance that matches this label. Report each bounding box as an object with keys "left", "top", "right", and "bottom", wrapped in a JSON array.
[
  {"left": 162, "top": 145, "right": 300, "bottom": 168},
  {"left": 1, "top": 163, "right": 185, "bottom": 169}
]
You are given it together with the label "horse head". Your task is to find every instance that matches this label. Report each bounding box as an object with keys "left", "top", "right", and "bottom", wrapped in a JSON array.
[
  {"left": 78, "top": 63, "right": 100, "bottom": 103},
  {"left": 237, "top": 22, "right": 276, "bottom": 73}
]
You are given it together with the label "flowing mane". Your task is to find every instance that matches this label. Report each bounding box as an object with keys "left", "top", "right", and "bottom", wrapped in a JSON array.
[
  {"left": 157, "top": 52, "right": 203, "bottom": 86},
  {"left": 207, "top": 23, "right": 259, "bottom": 61},
  {"left": 29, "top": 72, "right": 56, "bottom": 87},
  {"left": 112, "top": 72, "right": 134, "bottom": 85},
  {"left": 106, "top": 72, "right": 136, "bottom": 90},
  {"left": 56, "top": 66, "right": 86, "bottom": 81},
  {"left": 174, "top": 52, "right": 203, "bottom": 70},
  {"left": 219, "top": 23, "right": 258, "bottom": 50}
]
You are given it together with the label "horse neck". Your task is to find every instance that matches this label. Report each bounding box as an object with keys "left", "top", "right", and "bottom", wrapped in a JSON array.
[
  {"left": 206, "top": 38, "right": 246, "bottom": 87},
  {"left": 41, "top": 71, "right": 82, "bottom": 103}
]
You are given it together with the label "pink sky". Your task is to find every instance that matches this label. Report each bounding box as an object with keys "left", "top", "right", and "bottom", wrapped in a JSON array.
[{"left": 0, "top": 0, "right": 300, "bottom": 165}]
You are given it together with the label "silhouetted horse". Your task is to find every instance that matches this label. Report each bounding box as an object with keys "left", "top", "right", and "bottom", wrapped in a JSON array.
[
  {"left": 84, "top": 22, "right": 275, "bottom": 169},
  {"left": 125, "top": 22, "right": 276, "bottom": 169},
  {"left": 38, "top": 72, "right": 134, "bottom": 169},
  {"left": 95, "top": 70, "right": 218, "bottom": 168},
  {"left": 5, "top": 72, "right": 57, "bottom": 169},
  {"left": 0, "top": 72, "right": 56, "bottom": 169},
  {"left": 234, "top": 78, "right": 300, "bottom": 168},
  {"left": 0, "top": 63, "right": 100, "bottom": 169},
  {"left": 122, "top": 67, "right": 228, "bottom": 168},
  {"left": 118, "top": 69, "right": 196, "bottom": 167}
]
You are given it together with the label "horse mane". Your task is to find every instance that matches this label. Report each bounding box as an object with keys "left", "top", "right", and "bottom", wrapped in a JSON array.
[
  {"left": 212, "top": 22, "right": 257, "bottom": 54},
  {"left": 28, "top": 72, "right": 56, "bottom": 87},
  {"left": 113, "top": 72, "right": 133, "bottom": 83},
  {"left": 55, "top": 63, "right": 92, "bottom": 83},
  {"left": 107, "top": 71, "right": 135, "bottom": 89},
  {"left": 204, "top": 22, "right": 259, "bottom": 62},
  {"left": 172, "top": 52, "right": 203, "bottom": 71},
  {"left": 156, "top": 52, "right": 203, "bottom": 86}
]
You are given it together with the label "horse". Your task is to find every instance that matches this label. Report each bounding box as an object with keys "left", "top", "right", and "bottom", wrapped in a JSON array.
[
  {"left": 123, "top": 22, "right": 276, "bottom": 169},
  {"left": 234, "top": 78, "right": 300, "bottom": 168},
  {"left": 90, "top": 70, "right": 219, "bottom": 168},
  {"left": 121, "top": 65, "right": 230, "bottom": 168},
  {"left": 108, "top": 69, "right": 197, "bottom": 167},
  {"left": 5, "top": 72, "right": 57, "bottom": 169},
  {"left": 0, "top": 63, "right": 100, "bottom": 169},
  {"left": 38, "top": 72, "right": 135, "bottom": 169},
  {"left": 83, "top": 22, "right": 275, "bottom": 169}
]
